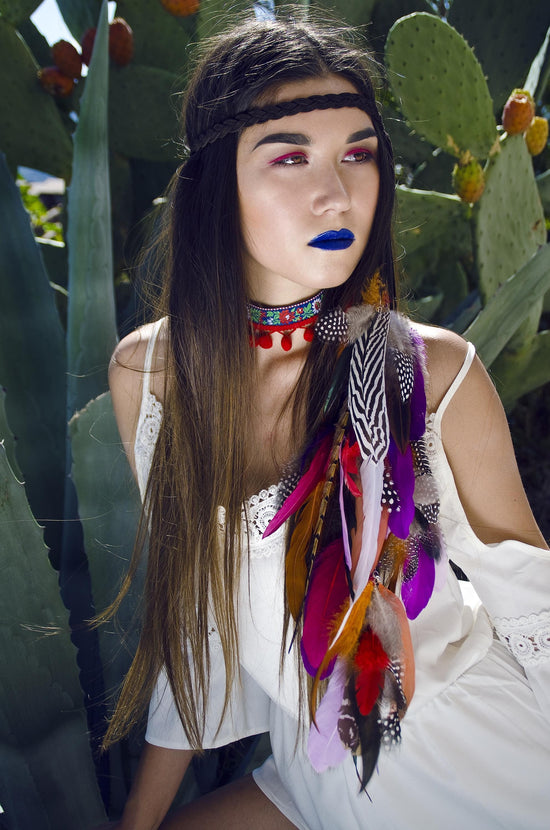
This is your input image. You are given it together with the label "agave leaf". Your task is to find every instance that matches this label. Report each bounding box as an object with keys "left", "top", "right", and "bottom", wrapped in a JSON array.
[
  {"left": 0, "top": 388, "right": 22, "bottom": 481},
  {"left": 66, "top": 0, "right": 117, "bottom": 419},
  {"left": 0, "top": 154, "right": 66, "bottom": 552},
  {"left": 464, "top": 243, "right": 550, "bottom": 367},
  {"left": 0, "top": 441, "right": 106, "bottom": 828},
  {"left": 493, "top": 331, "right": 550, "bottom": 409},
  {"left": 70, "top": 392, "right": 143, "bottom": 692}
]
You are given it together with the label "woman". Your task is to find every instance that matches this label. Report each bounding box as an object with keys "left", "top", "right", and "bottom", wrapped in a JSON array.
[{"left": 106, "top": 15, "right": 550, "bottom": 830}]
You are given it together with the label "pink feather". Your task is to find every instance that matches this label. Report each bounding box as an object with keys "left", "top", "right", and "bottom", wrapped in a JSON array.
[{"left": 263, "top": 433, "right": 332, "bottom": 538}]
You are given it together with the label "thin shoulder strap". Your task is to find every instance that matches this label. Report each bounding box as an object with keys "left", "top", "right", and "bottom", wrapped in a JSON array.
[
  {"left": 433, "top": 341, "right": 476, "bottom": 428},
  {"left": 141, "top": 318, "right": 164, "bottom": 403}
]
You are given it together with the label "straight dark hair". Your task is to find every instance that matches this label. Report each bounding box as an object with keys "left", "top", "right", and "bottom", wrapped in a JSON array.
[{"left": 103, "top": 13, "right": 396, "bottom": 749}]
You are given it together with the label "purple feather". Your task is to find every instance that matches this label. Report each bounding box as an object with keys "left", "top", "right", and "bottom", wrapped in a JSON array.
[
  {"left": 409, "top": 356, "right": 427, "bottom": 442},
  {"left": 387, "top": 439, "right": 415, "bottom": 539},
  {"left": 301, "top": 539, "right": 349, "bottom": 678},
  {"left": 263, "top": 433, "right": 331, "bottom": 538},
  {"left": 401, "top": 543, "right": 435, "bottom": 620},
  {"left": 307, "top": 659, "right": 348, "bottom": 772}
]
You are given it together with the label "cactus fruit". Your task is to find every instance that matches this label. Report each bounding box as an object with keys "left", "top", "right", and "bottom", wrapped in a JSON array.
[
  {"left": 452, "top": 155, "right": 485, "bottom": 203},
  {"left": 81, "top": 19, "right": 134, "bottom": 68},
  {"left": 80, "top": 28, "right": 96, "bottom": 66},
  {"left": 38, "top": 66, "right": 74, "bottom": 97},
  {"left": 526, "top": 116, "right": 549, "bottom": 156},
  {"left": 51, "top": 40, "right": 82, "bottom": 79},
  {"left": 160, "top": 0, "right": 200, "bottom": 16},
  {"left": 502, "top": 89, "right": 535, "bottom": 135},
  {"left": 109, "top": 18, "right": 134, "bottom": 67}
]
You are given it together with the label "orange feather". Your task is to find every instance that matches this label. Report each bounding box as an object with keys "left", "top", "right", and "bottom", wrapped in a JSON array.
[
  {"left": 311, "top": 581, "right": 374, "bottom": 718},
  {"left": 286, "top": 480, "right": 325, "bottom": 620}
]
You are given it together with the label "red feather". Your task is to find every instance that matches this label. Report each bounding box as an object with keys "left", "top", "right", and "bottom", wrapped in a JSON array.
[
  {"left": 301, "top": 538, "right": 350, "bottom": 677},
  {"left": 354, "top": 628, "right": 390, "bottom": 716}
]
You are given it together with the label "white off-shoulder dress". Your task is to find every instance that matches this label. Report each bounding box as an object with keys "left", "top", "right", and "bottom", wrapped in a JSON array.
[{"left": 136, "top": 320, "right": 550, "bottom": 830}]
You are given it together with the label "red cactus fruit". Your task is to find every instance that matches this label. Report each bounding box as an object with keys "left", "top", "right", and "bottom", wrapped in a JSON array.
[
  {"left": 452, "top": 157, "right": 485, "bottom": 204},
  {"left": 109, "top": 18, "right": 134, "bottom": 66},
  {"left": 80, "top": 27, "right": 96, "bottom": 66},
  {"left": 502, "top": 89, "right": 536, "bottom": 136},
  {"left": 38, "top": 66, "right": 75, "bottom": 97},
  {"left": 51, "top": 40, "right": 82, "bottom": 79},
  {"left": 160, "top": 0, "right": 200, "bottom": 16},
  {"left": 525, "top": 116, "right": 549, "bottom": 156}
]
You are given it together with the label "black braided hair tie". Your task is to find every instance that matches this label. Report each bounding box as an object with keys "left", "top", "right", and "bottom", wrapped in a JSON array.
[{"left": 188, "top": 93, "right": 374, "bottom": 155}]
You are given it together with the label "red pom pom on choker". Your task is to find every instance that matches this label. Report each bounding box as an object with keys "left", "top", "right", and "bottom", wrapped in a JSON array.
[{"left": 248, "top": 293, "right": 323, "bottom": 351}]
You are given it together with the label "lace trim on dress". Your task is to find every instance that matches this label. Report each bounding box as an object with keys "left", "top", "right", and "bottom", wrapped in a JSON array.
[
  {"left": 246, "top": 485, "right": 283, "bottom": 559},
  {"left": 136, "top": 391, "right": 163, "bottom": 456},
  {"left": 493, "top": 610, "right": 550, "bottom": 667}
]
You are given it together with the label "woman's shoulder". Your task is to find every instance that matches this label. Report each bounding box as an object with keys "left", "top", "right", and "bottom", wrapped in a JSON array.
[
  {"left": 110, "top": 319, "right": 168, "bottom": 401},
  {"left": 410, "top": 321, "right": 473, "bottom": 414},
  {"left": 109, "top": 319, "right": 168, "bottom": 476}
]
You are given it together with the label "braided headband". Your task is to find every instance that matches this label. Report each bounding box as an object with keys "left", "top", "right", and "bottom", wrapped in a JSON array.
[{"left": 188, "top": 92, "right": 374, "bottom": 155}]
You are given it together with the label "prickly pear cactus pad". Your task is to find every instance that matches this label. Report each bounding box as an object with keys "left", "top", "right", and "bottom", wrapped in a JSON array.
[
  {"left": 385, "top": 13, "right": 497, "bottom": 160},
  {"left": 475, "top": 135, "right": 546, "bottom": 301},
  {"left": 0, "top": 19, "right": 72, "bottom": 178},
  {"left": 395, "top": 185, "right": 470, "bottom": 258}
]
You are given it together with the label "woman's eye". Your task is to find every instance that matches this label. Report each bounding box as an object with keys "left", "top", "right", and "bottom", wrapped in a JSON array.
[
  {"left": 343, "top": 148, "right": 373, "bottom": 163},
  {"left": 270, "top": 152, "right": 307, "bottom": 166}
]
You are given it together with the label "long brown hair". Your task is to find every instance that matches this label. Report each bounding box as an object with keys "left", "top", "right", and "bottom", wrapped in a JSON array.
[{"left": 103, "top": 13, "right": 396, "bottom": 749}]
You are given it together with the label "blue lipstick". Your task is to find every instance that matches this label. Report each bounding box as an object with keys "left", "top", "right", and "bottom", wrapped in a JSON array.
[{"left": 308, "top": 229, "right": 355, "bottom": 251}]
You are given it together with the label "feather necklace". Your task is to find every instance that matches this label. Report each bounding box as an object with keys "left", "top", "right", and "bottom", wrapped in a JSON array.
[{"left": 263, "top": 302, "right": 445, "bottom": 789}]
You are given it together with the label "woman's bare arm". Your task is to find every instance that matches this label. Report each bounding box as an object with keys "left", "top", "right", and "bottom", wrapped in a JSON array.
[{"left": 422, "top": 326, "right": 548, "bottom": 549}]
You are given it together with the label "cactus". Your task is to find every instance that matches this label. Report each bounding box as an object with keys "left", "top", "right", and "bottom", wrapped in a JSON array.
[
  {"left": 385, "top": 13, "right": 498, "bottom": 159},
  {"left": 384, "top": 9, "right": 550, "bottom": 401}
]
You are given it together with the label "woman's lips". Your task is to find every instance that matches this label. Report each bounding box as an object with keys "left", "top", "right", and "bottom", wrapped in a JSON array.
[{"left": 307, "top": 229, "right": 355, "bottom": 251}]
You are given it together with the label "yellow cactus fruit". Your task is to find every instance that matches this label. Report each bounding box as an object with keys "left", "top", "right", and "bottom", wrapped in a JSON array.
[
  {"left": 525, "top": 116, "right": 549, "bottom": 156},
  {"left": 452, "top": 156, "right": 485, "bottom": 204}
]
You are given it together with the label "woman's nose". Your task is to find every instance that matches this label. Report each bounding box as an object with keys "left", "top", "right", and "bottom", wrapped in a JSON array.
[{"left": 310, "top": 165, "right": 352, "bottom": 215}]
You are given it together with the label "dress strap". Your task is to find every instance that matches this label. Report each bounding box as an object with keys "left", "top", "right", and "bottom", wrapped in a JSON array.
[
  {"left": 141, "top": 318, "right": 165, "bottom": 405},
  {"left": 432, "top": 341, "right": 476, "bottom": 431}
]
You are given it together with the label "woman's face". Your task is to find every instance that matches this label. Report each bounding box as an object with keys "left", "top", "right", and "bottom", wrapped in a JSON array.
[{"left": 236, "top": 75, "right": 380, "bottom": 306}]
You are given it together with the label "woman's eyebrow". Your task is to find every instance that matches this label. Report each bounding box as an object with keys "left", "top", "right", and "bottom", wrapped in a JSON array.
[
  {"left": 347, "top": 127, "right": 377, "bottom": 143},
  {"left": 253, "top": 132, "right": 310, "bottom": 150},
  {"left": 252, "top": 125, "right": 377, "bottom": 151}
]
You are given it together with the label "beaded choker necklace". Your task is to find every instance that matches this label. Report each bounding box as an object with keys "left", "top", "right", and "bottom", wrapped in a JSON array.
[{"left": 248, "top": 292, "right": 323, "bottom": 351}]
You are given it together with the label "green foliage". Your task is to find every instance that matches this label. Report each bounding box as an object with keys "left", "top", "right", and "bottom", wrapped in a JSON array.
[{"left": 16, "top": 177, "right": 64, "bottom": 241}]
